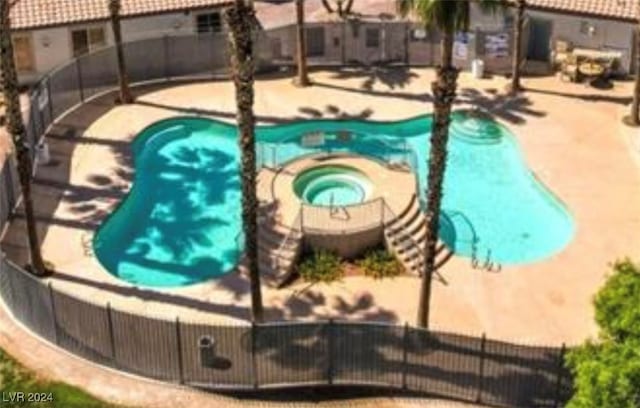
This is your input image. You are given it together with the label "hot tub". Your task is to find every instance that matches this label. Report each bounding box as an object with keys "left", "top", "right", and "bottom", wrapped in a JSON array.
[{"left": 293, "top": 165, "right": 372, "bottom": 207}]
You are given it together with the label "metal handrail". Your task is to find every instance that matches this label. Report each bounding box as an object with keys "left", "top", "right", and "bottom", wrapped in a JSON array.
[
  {"left": 234, "top": 230, "right": 245, "bottom": 259},
  {"left": 274, "top": 207, "right": 302, "bottom": 271},
  {"left": 375, "top": 137, "right": 413, "bottom": 166},
  {"left": 256, "top": 134, "right": 415, "bottom": 172},
  {"left": 300, "top": 197, "right": 385, "bottom": 234},
  {"left": 382, "top": 198, "right": 425, "bottom": 266}
]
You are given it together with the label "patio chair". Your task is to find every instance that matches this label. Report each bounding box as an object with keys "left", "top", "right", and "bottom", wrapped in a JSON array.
[
  {"left": 559, "top": 54, "right": 579, "bottom": 83},
  {"left": 600, "top": 58, "right": 618, "bottom": 80},
  {"left": 553, "top": 39, "right": 573, "bottom": 67}
]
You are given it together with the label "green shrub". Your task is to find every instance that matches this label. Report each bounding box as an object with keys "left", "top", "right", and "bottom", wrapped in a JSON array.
[
  {"left": 566, "top": 339, "right": 640, "bottom": 408},
  {"left": 594, "top": 260, "right": 640, "bottom": 342},
  {"left": 566, "top": 259, "right": 640, "bottom": 407},
  {"left": 357, "top": 249, "right": 404, "bottom": 279},
  {"left": 299, "top": 250, "right": 344, "bottom": 283}
]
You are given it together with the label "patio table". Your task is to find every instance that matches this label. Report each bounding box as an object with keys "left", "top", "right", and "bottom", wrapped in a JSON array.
[{"left": 578, "top": 61, "right": 604, "bottom": 78}]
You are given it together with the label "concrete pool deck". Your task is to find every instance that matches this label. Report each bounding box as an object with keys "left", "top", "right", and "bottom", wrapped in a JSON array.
[{"left": 2, "top": 68, "right": 640, "bottom": 346}]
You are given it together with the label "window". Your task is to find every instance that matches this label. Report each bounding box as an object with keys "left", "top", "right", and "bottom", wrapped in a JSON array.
[
  {"left": 579, "top": 21, "right": 596, "bottom": 36},
  {"left": 411, "top": 28, "right": 428, "bottom": 42},
  {"left": 71, "top": 26, "right": 106, "bottom": 57},
  {"left": 504, "top": 15, "right": 514, "bottom": 28},
  {"left": 196, "top": 13, "right": 222, "bottom": 34},
  {"left": 12, "top": 34, "right": 35, "bottom": 73},
  {"left": 306, "top": 27, "right": 325, "bottom": 57},
  {"left": 365, "top": 28, "right": 380, "bottom": 48}
]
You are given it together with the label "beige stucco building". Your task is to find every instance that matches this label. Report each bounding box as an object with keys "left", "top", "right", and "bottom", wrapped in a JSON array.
[{"left": 9, "top": 0, "right": 232, "bottom": 84}]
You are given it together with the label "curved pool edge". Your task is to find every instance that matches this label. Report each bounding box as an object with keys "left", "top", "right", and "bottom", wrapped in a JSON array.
[
  {"left": 93, "top": 110, "right": 576, "bottom": 287},
  {"left": 93, "top": 119, "right": 243, "bottom": 288}
]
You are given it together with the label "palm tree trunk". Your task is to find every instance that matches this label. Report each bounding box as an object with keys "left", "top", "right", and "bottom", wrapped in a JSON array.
[
  {"left": 343, "top": 0, "right": 354, "bottom": 15},
  {"left": 510, "top": 0, "right": 525, "bottom": 94},
  {"left": 109, "top": 0, "right": 133, "bottom": 104},
  {"left": 0, "top": 4, "right": 46, "bottom": 276},
  {"left": 295, "top": 0, "right": 311, "bottom": 87},
  {"left": 321, "top": 0, "right": 334, "bottom": 14},
  {"left": 417, "top": 29, "right": 458, "bottom": 328},
  {"left": 630, "top": 25, "right": 640, "bottom": 125},
  {"left": 440, "top": 29, "right": 454, "bottom": 68},
  {"left": 225, "top": 0, "right": 264, "bottom": 322}
]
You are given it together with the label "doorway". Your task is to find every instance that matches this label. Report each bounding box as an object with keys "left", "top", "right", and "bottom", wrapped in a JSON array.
[{"left": 527, "top": 18, "right": 552, "bottom": 61}]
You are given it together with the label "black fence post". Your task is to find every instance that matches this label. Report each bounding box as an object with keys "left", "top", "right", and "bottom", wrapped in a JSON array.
[
  {"left": 3, "top": 161, "right": 15, "bottom": 212},
  {"left": 327, "top": 319, "right": 334, "bottom": 385},
  {"left": 75, "top": 59, "right": 85, "bottom": 103},
  {"left": 554, "top": 343, "right": 567, "bottom": 408},
  {"left": 106, "top": 302, "right": 117, "bottom": 366},
  {"left": 251, "top": 322, "right": 259, "bottom": 389},
  {"left": 45, "top": 77, "right": 54, "bottom": 124},
  {"left": 175, "top": 317, "right": 184, "bottom": 385},
  {"left": 402, "top": 322, "right": 409, "bottom": 390},
  {"left": 163, "top": 35, "right": 170, "bottom": 81},
  {"left": 476, "top": 333, "right": 487, "bottom": 404},
  {"left": 404, "top": 23, "right": 410, "bottom": 65},
  {"left": 37, "top": 96, "right": 45, "bottom": 149},
  {"left": 47, "top": 281, "right": 59, "bottom": 345},
  {"left": 29, "top": 114, "right": 38, "bottom": 163},
  {"left": 341, "top": 22, "right": 347, "bottom": 65}
]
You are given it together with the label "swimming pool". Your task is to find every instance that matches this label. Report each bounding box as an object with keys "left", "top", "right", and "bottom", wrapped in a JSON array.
[{"left": 93, "top": 113, "right": 574, "bottom": 287}]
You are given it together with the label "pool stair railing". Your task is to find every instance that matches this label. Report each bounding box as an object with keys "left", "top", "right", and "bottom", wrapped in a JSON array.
[
  {"left": 382, "top": 195, "right": 453, "bottom": 279},
  {"left": 257, "top": 208, "right": 303, "bottom": 288}
]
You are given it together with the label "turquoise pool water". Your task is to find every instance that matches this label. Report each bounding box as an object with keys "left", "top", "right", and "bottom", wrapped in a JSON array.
[
  {"left": 94, "top": 113, "right": 574, "bottom": 287},
  {"left": 293, "top": 165, "right": 371, "bottom": 206}
]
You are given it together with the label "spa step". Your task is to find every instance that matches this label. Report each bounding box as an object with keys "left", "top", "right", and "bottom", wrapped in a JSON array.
[
  {"left": 384, "top": 194, "right": 418, "bottom": 228},
  {"left": 259, "top": 228, "right": 300, "bottom": 251},
  {"left": 388, "top": 240, "right": 451, "bottom": 276},
  {"left": 259, "top": 249, "right": 297, "bottom": 269},
  {"left": 256, "top": 220, "right": 304, "bottom": 288},
  {"left": 384, "top": 200, "right": 453, "bottom": 276}
]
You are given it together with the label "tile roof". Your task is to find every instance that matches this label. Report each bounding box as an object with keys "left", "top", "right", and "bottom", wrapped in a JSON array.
[
  {"left": 8, "top": 0, "right": 638, "bottom": 31},
  {"left": 9, "top": 0, "right": 232, "bottom": 30},
  {"left": 522, "top": 0, "right": 637, "bottom": 21}
]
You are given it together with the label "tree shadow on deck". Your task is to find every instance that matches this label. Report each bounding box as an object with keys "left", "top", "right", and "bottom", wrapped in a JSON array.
[
  {"left": 311, "top": 67, "right": 547, "bottom": 124},
  {"left": 524, "top": 86, "right": 632, "bottom": 106},
  {"left": 328, "top": 65, "right": 420, "bottom": 91},
  {"left": 51, "top": 269, "right": 398, "bottom": 325},
  {"left": 0, "top": 95, "right": 120, "bottom": 264}
]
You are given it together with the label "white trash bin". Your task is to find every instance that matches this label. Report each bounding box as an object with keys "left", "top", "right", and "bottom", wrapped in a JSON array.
[
  {"left": 36, "top": 141, "right": 51, "bottom": 166},
  {"left": 472, "top": 59, "right": 485, "bottom": 79}
]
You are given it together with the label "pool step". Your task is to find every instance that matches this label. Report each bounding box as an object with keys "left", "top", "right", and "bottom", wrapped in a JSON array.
[
  {"left": 256, "top": 216, "right": 303, "bottom": 288},
  {"left": 383, "top": 197, "right": 453, "bottom": 276}
]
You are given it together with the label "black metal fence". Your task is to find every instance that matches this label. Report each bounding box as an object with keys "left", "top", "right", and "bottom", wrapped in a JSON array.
[
  {"left": 0, "top": 156, "right": 19, "bottom": 236},
  {"left": 0, "top": 255, "right": 572, "bottom": 407}
]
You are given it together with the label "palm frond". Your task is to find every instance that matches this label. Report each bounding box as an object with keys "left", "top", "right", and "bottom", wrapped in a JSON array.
[{"left": 397, "top": 0, "right": 506, "bottom": 32}]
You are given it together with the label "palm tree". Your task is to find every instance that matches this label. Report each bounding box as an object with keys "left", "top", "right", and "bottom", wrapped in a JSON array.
[
  {"left": 295, "top": 0, "right": 311, "bottom": 87},
  {"left": 108, "top": 0, "right": 134, "bottom": 104},
  {"left": 321, "top": 0, "right": 355, "bottom": 18},
  {"left": 397, "top": 0, "right": 503, "bottom": 328},
  {"left": 224, "top": 0, "right": 264, "bottom": 322},
  {"left": 0, "top": 2, "right": 46, "bottom": 276},
  {"left": 509, "top": 0, "right": 526, "bottom": 94},
  {"left": 628, "top": 7, "right": 640, "bottom": 126}
]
